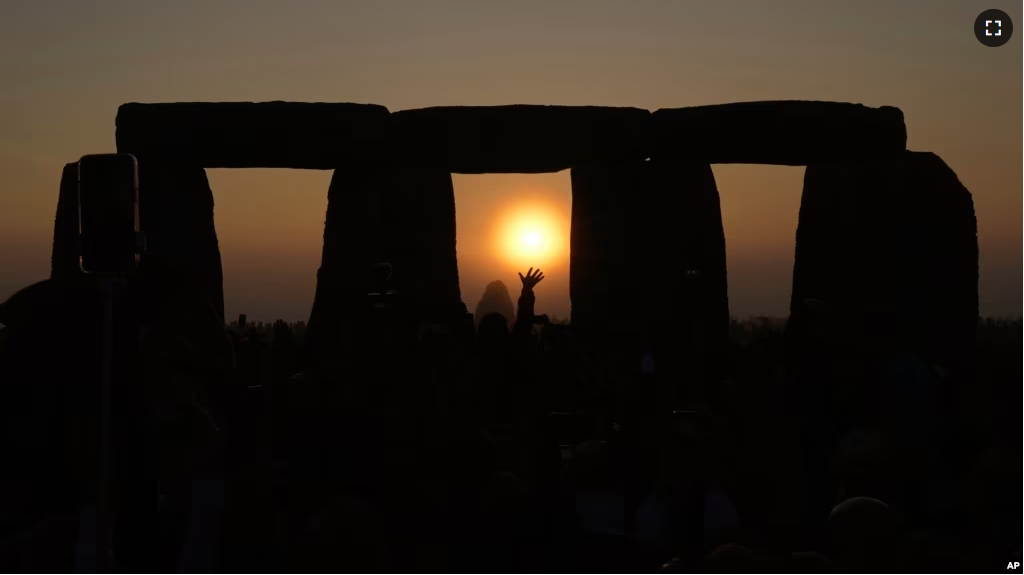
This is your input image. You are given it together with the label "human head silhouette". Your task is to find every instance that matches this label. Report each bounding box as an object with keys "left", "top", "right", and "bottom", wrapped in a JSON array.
[
  {"left": 828, "top": 496, "right": 896, "bottom": 572},
  {"left": 477, "top": 312, "right": 509, "bottom": 349},
  {"left": 474, "top": 280, "right": 514, "bottom": 333}
]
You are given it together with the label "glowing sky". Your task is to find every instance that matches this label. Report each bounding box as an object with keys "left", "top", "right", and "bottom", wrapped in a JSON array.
[{"left": 0, "top": 0, "right": 1019, "bottom": 322}]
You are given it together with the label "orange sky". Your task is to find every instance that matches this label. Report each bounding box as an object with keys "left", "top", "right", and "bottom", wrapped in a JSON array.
[{"left": 0, "top": 0, "right": 1019, "bottom": 322}]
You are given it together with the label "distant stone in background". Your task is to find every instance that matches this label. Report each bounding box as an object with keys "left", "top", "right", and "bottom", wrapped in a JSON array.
[{"left": 50, "top": 162, "right": 82, "bottom": 280}]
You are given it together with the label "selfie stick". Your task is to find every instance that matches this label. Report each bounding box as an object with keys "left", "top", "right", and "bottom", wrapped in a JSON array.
[
  {"left": 88, "top": 164, "right": 144, "bottom": 573},
  {"left": 97, "top": 236, "right": 146, "bottom": 573},
  {"left": 95, "top": 275, "right": 118, "bottom": 572}
]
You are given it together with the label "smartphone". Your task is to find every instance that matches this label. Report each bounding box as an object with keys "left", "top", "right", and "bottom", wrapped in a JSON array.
[{"left": 78, "top": 154, "right": 140, "bottom": 274}]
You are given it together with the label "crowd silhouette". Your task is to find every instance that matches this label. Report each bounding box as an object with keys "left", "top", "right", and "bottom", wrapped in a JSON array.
[{"left": 0, "top": 262, "right": 1020, "bottom": 573}]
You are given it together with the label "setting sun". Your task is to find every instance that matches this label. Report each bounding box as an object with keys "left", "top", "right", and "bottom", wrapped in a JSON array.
[{"left": 494, "top": 201, "right": 567, "bottom": 268}]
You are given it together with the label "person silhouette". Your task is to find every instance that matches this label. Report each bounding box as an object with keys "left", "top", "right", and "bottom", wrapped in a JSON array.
[
  {"left": 474, "top": 280, "right": 516, "bottom": 335},
  {"left": 474, "top": 268, "right": 545, "bottom": 345},
  {"left": 473, "top": 268, "right": 545, "bottom": 427},
  {"left": 513, "top": 267, "right": 544, "bottom": 337}
]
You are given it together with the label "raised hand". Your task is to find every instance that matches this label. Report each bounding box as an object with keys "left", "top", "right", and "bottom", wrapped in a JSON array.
[{"left": 518, "top": 267, "right": 545, "bottom": 290}]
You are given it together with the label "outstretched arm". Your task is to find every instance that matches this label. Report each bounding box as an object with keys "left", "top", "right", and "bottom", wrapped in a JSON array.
[{"left": 512, "top": 268, "right": 544, "bottom": 338}]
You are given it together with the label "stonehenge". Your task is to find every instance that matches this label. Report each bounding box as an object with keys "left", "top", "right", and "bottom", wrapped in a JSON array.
[{"left": 45, "top": 99, "right": 978, "bottom": 389}]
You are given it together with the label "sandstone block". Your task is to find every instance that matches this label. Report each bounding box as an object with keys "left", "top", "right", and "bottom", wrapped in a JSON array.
[
  {"left": 652, "top": 101, "right": 906, "bottom": 165},
  {"left": 116, "top": 102, "right": 391, "bottom": 169},
  {"left": 392, "top": 105, "right": 652, "bottom": 173}
]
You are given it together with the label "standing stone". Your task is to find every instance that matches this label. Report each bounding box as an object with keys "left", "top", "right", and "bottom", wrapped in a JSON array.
[
  {"left": 790, "top": 151, "right": 978, "bottom": 381},
  {"left": 135, "top": 161, "right": 225, "bottom": 321},
  {"left": 569, "top": 162, "right": 651, "bottom": 345},
  {"left": 382, "top": 167, "right": 464, "bottom": 322},
  {"left": 305, "top": 165, "right": 464, "bottom": 368},
  {"left": 50, "top": 159, "right": 225, "bottom": 320},
  {"left": 569, "top": 161, "right": 729, "bottom": 405},
  {"left": 653, "top": 160, "right": 730, "bottom": 402},
  {"left": 51, "top": 162, "right": 82, "bottom": 280},
  {"left": 305, "top": 168, "right": 379, "bottom": 367},
  {"left": 788, "top": 152, "right": 978, "bottom": 537}
]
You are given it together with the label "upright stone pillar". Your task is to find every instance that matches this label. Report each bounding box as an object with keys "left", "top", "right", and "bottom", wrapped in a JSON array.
[
  {"left": 306, "top": 165, "right": 464, "bottom": 368},
  {"left": 655, "top": 160, "right": 730, "bottom": 404},
  {"left": 305, "top": 168, "right": 378, "bottom": 367},
  {"left": 569, "top": 161, "right": 729, "bottom": 405},
  {"left": 788, "top": 151, "right": 978, "bottom": 536},
  {"left": 791, "top": 151, "right": 978, "bottom": 381},
  {"left": 135, "top": 161, "right": 225, "bottom": 321},
  {"left": 50, "top": 159, "right": 226, "bottom": 318},
  {"left": 51, "top": 162, "right": 82, "bottom": 280},
  {"left": 380, "top": 167, "right": 465, "bottom": 322},
  {"left": 569, "top": 162, "right": 646, "bottom": 345}
]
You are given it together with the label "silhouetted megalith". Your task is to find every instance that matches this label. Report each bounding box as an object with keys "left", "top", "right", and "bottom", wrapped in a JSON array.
[
  {"left": 112, "top": 100, "right": 909, "bottom": 171},
  {"left": 51, "top": 162, "right": 82, "bottom": 280},
  {"left": 392, "top": 105, "right": 652, "bottom": 174},
  {"left": 49, "top": 98, "right": 927, "bottom": 353},
  {"left": 305, "top": 169, "right": 376, "bottom": 364},
  {"left": 650, "top": 160, "right": 730, "bottom": 393},
  {"left": 570, "top": 161, "right": 729, "bottom": 399},
  {"left": 135, "top": 162, "right": 225, "bottom": 321},
  {"left": 48, "top": 158, "right": 225, "bottom": 321},
  {"left": 306, "top": 165, "right": 464, "bottom": 365},
  {"left": 790, "top": 151, "right": 978, "bottom": 378},
  {"left": 652, "top": 101, "right": 907, "bottom": 165},
  {"left": 116, "top": 102, "right": 392, "bottom": 169},
  {"left": 569, "top": 163, "right": 636, "bottom": 341},
  {"left": 381, "top": 167, "right": 464, "bottom": 320}
]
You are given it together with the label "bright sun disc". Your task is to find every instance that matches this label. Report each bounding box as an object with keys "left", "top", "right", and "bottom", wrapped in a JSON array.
[{"left": 495, "top": 202, "right": 566, "bottom": 267}]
